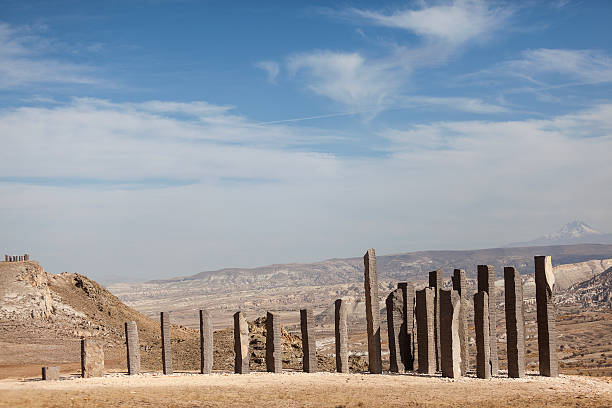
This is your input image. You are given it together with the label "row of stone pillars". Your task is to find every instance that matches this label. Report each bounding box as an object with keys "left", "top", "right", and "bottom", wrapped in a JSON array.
[
  {"left": 4, "top": 254, "right": 29, "bottom": 262},
  {"left": 363, "top": 248, "right": 558, "bottom": 378}
]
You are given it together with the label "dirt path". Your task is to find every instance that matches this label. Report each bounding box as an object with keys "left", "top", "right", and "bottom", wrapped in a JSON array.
[{"left": 0, "top": 372, "right": 610, "bottom": 407}]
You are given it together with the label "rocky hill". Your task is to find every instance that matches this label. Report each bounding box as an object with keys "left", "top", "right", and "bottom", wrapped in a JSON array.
[{"left": 558, "top": 266, "right": 612, "bottom": 308}]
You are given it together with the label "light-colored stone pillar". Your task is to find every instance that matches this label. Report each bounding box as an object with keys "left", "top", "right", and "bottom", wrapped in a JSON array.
[
  {"left": 334, "top": 298, "right": 349, "bottom": 373},
  {"left": 363, "top": 248, "right": 382, "bottom": 374},
  {"left": 81, "top": 339, "right": 104, "bottom": 378},
  {"left": 42, "top": 366, "right": 60, "bottom": 380},
  {"left": 200, "top": 309, "right": 213, "bottom": 374},
  {"left": 160, "top": 311, "right": 173, "bottom": 375},
  {"left": 452, "top": 269, "right": 469, "bottom": 375},
  {"left": 477, "top": 265, "right": 498, "bottom": 375},
  {"left": 428, "top": 269, "right": 442, "bottom": 371},
  {"left": 474, "top": 291, "right": 491, "bottom": 379},
  {"left": 234, "top": 311, "right": 250, "bottom": 374},
  {"left": 125, "top": 321, "right": 140, "bottom": 375},
  {"left": 535, "top": 256, "right": 558, "bottom": 377},
  {"left": 440, "top": 289, "right": 462, "bottom": 378}
]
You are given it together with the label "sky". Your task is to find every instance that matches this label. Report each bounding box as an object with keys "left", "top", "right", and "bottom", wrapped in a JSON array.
[{"left": 1, "top": 0, "right": 611, "bottom": 283}]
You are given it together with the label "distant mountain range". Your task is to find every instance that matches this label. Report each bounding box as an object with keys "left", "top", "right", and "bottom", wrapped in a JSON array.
[{"left": 506, "top": 221, "right": 612, "bottom": 247}]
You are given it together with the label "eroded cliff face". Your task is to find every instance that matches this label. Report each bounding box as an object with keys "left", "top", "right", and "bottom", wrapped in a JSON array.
[{"left": 0, "top": 261, "right": 54, "bottom": 319}]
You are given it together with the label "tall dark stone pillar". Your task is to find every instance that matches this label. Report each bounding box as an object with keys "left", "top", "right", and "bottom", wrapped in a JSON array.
[
  {"left": 428, "top": 269, "right": 442, "bottom": 371},
  {"left": 334, "top": 298, "right": 349, "bottom": 373},
  {"left": 363, "top": 248, "right": 382, "bottom": 374},
  {"left": 504, "top": 267, "right": 525, "bottom": 378},
  {"left": 124, "top": 321, "right": 140, "bottom": 375},
  {"left": 474, "top": 291, "right": 491, "bottom": 379},
  {"left": 234, "top": 311, "right": 250, "bottom": 374},
  {"left": 397, "top": 282, "right": 415, "bottom": 371},
  {"left": 452, "top": 269, "right": 469, "bottom": 375},
  {"left": 477, "top": 265, "right": 498, "bottom": 375},
  {"left": 160, "top": 312, "right": 173, "bottom": 375},
  {"left": 416, "top": 287, "right": 435, "bottom": 374},
  {"left": 386, "top": 288, "right": 405, "bottom": 373},
  {"left": 199, "top": 309, "right": 213, "bottom": 374},
  {"left": 265, "top": 311, "right": 282, "bottom": 373},
  {"left": 81, "top": 339, "right": 104, "bottom": 378},
  {"left": 535, "top": 256, "right": 558, "bottom": 377},
  {"left": 300, "top": 308, "right": 317, "bottom": 373}
]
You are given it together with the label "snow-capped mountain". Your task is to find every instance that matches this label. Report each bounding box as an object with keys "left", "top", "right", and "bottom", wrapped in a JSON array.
[{"left": 506, "top": 220, "right": 612, "bottom": 247}]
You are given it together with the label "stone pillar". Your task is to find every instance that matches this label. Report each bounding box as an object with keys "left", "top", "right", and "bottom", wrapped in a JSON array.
[
  {"left": 535, "top": 256, "right": 558, "bottom": 377},
  {"left": 334, "top": 298, "right": 349, "bottom": 373},
  {"left": 265, "top": 311, "right": 282, "bottom": 373},
  {"left": 363, "top": 248, "right": 382, "bottom": 374},
  {"left": 81, "top": 339, "right": 104, "bottom": 378},
  {"left": 428, "top": 269, "right": 442, "bottom": 371},
  {"left": 416, "top": 287, "right": 435, "bottom": 374},
  {"left": 24, "top": 254, "right": 29, "bottom": 261},
  {"left": 504, "top": 267, "right": 525, "bottom": 378},
  {"left": 440, "top": 289, "right": 462, "bottom": 378},
  {"left": 199, "top": 309, "right": 213, "bottom": 374},
  {"left": 474, "top": 291, "right": 491, "bottom": 379},
  {"left": 124, "top": 321, "right": 140, "bottom": 375},
  {"left": 477, "top": 265, "right": 498, "bottom": 375},
  {"left": 42, "top": 366, "right": 60, "bottom": 380},
  {"left": 4, "top": 255, "right": 8, "bottom": 262},
  {"left": 300, "top": 308, "right": 317, "bottom": 373},
  {"left": 160, "top": 311, "right": 173, "bottom": 375},
  {"left": 386, "top": 288, "right": 405, "bottom": 373},
  {"left": 397, "top": 282, "right": 415, "bottom": 371},
  {"left": 452, "top": 269, "right": 469, "bottom": 375},
  {"left": 19, "top": 255, "right": 23, "bottom": 261},
  {"left": 234, "top": 311, "right": 250, "bottom": 374}
]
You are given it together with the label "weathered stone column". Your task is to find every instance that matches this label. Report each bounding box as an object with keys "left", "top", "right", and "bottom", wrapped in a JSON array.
[
  {"left": 334, "top": 298, "right": 349, "bottom": 373},
  {"left": 42, "top": 366, "right": 59, "bottom": 380},
  {"left": 397, "top": 282, "right": 415, "bottom": 370},
  {"left": 4, "top": 255, "right": 8, "bottom": 262},
  {"left": 477, "top": 265, "right": 498, "bottom": 375},
  {"left": 474, "top": 291, "right": 491, "bottom": 379},
  {"left": 416, "top": 287, "right": 435, "bottom": 374},
  {"left": 81, "top": 339, "right": 104, "bottom": 378},
  {"left": 265, "top": 311, "right": 282, "bottom": 373},
  {"left": 160, "top": 311, "right": 173, "bottom": 375},
  {"left": 428, "top": 269, "right": 442, "bottom": 371},
  {"left": 386, "top": 288, "right": 405, "bottom": 373},
  {"left": 440, "top": 289, "right": 462, "bottom": 378},
  {"left": 535, "top": 255, "right": 558, "bottom": 377},
  {"left": 199, "top": 309, "right": 213, "bottom": 374},
  {"left": 300, "top": 308, "right": 317, "bottom": 373},
  {"left": 452, "top": 269, "right": 469, "bottom": 375},
  {"left": 234, "top": 311, "right": 250, "bottom": 374},
  {"left": 24, "top": 253, "right": 29, "bottom": 261},
  {"left": 363, "top": 248, "right": 382, "bottom": 374},
  {"left": 504, "top": 267, "right": 525, "bottom": 378},
  {"left": 124, "top": 321, "right": 140, "bottom": 375}
]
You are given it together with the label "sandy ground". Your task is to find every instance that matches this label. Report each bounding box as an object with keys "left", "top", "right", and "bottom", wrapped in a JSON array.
[{"left": 0, "top": 371, "right": 611, "bottom": 407}]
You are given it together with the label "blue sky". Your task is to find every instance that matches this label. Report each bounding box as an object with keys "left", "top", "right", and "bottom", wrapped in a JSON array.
[{"left": 1, "top": 0, "right": 611, "bottom": 283}]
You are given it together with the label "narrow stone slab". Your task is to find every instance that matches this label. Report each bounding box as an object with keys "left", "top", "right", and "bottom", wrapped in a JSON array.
[
  {"left": 334, "top": 298, "right": 349, "bottom": 373},
  {"left": 42, "top": 366, "right": 59, "bottom": 380},
  {"left": 265, "top": 311, "right": 282, "bottom": 373},
  {"left": 125, "top": 321, "right": 140, "bottom": 375},
  {"left": 428, "top": 269, "right": 442, "bottom": 371},
  {"left": 234, "top": 311, "right": 250, "bottom": 374},
  {"left": 160, "top": 311, "right": 173, "bottom": 375},
  {"left": 416, "top": 287, "right": 435, "bottom": 374},
  {"left": 452, "top": 269, "right": 469, "bottom": 375},
  {"left": 535, "top": 255, "right": 558, "bottom": 377},
  {"left": 440, "top": 289, "right": 462, "bottom": 378},
  {"left": 81, "top": 339, "right": 104, "bottom": 378},
  {"left": 363, "top": 248, "right": 382, "bottom": 374},
  {"left": 200, "top": 309, "right": 213, "bottom": 374},
  {"left": 397, "top": 282, "right": 415, "bottom": 371},
  {"left": 300, "top": 308, "right": 317, "bottom": 373},
  {"left": 386, "top": 288, "right": 405, "bottom": 373},
  {"left": 474, "top": 291, "right": 491, "bottom": 379},
  {"left": 477, "top": 265, "right": 498, "bottom": 375},
  {"left": 504, "top": 267, "right": 525, "bottom": 378}
]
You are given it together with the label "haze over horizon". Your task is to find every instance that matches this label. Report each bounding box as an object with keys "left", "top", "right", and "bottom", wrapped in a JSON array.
[{"left": 1, "top": 1, "right": 611, "bottom": 282}]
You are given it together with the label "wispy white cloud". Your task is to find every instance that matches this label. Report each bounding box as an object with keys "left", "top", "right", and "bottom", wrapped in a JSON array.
[
  {"left": 348, "top": 0, "right": 512, "bottom": 45},
  {"left": 255, "top": 60, "right": 280, "bottom": 84},
  {"left": 0, "top": 21, "right": 98, "bottom": 89}
]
